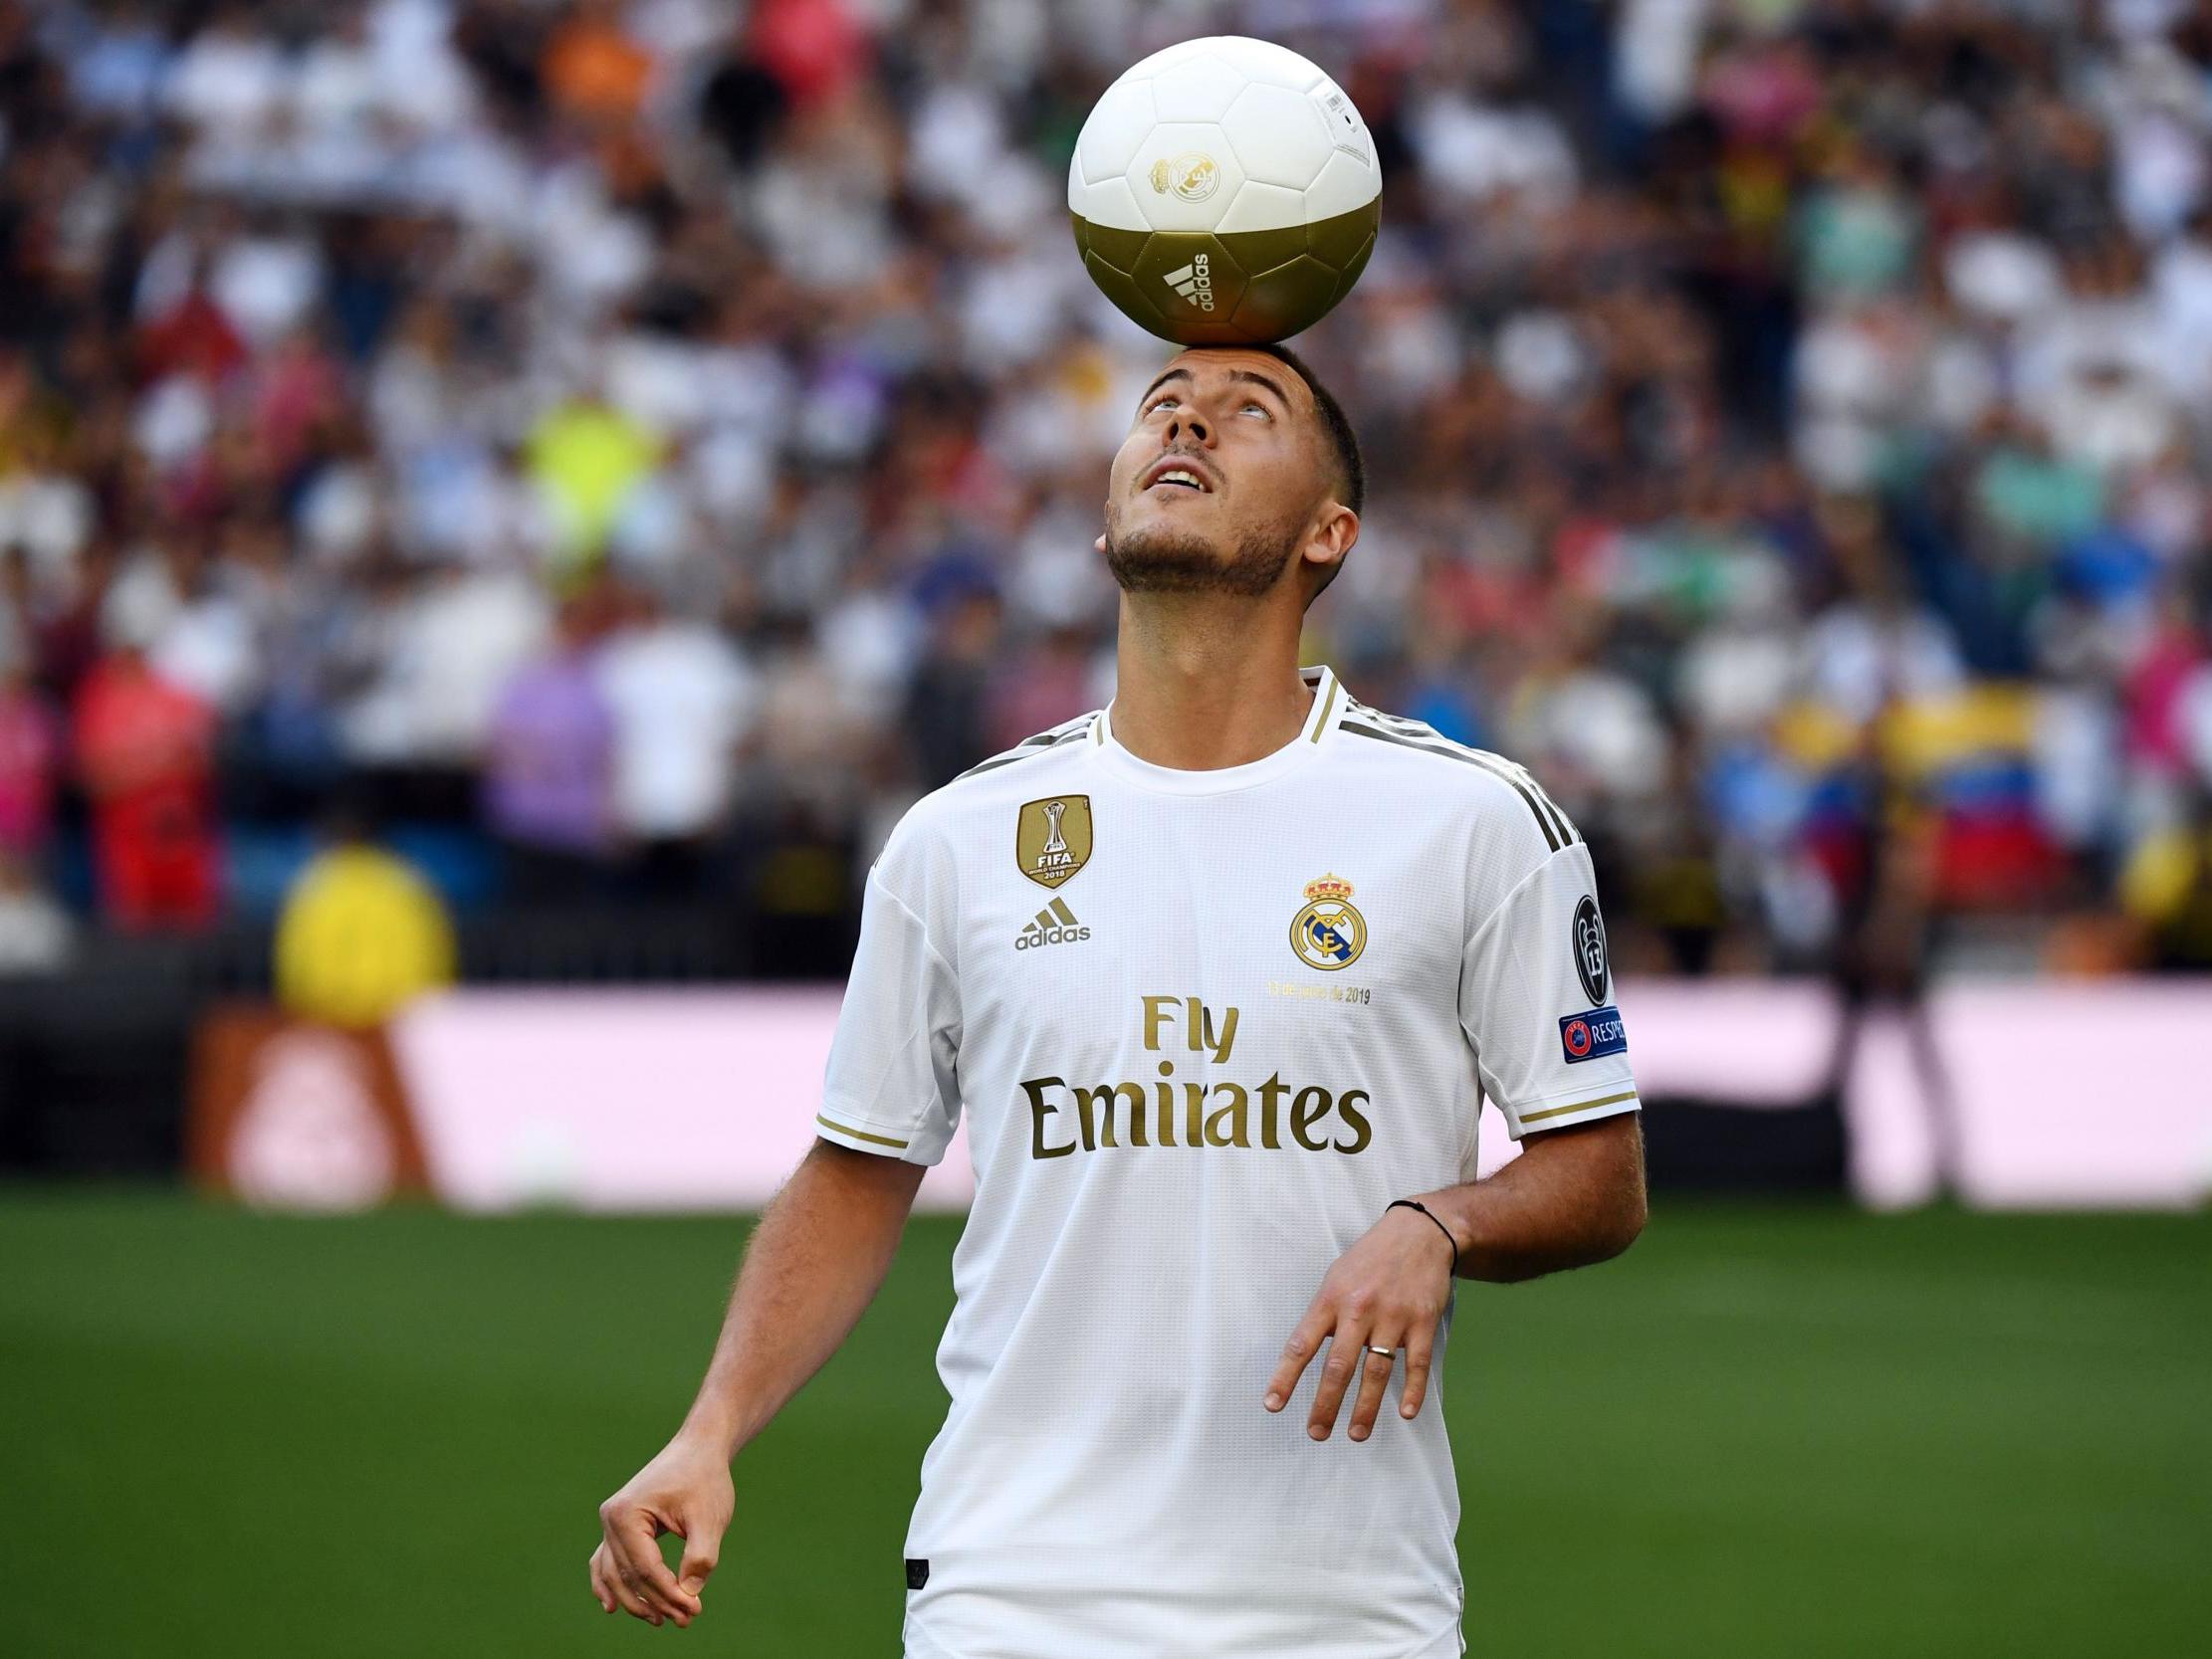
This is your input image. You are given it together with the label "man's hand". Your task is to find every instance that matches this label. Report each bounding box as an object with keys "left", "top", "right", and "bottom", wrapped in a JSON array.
[
  {"left": 1264, "top": 1207, "right": 1455, "bottom": 1443},
  {"left": 582, "top": 1141, "right": 923, "bottom": 1629},
  {"left": 589, "top": 1435, "right": 734, "bottom": 1628}
]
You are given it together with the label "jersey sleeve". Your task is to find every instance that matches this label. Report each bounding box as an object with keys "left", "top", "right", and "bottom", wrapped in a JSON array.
[
  {"left": 1458, "top": 841, "right": 1641, "bottom": 1140},
  {"left": 816, "top": 848, "right": 964, "bottom": 1166}
]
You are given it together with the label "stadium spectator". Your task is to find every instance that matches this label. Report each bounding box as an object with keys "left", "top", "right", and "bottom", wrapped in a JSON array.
[
  {"left": 484, "top": 590, "right": 619, "bottom": 899},
  {"left": 543, "top": 0, "right": 655, "bottom": 126},
  {"left": 72, "top": 593, "right": 219, "bottom": 930},
  {"left": 0, "top": 647, "right": 59, "bottom": 865},
  {"left": 902, "top": 577, "right": 1000, "bottom": 792},
  {"left": 2121, "top": 784, "right": 2212, "bottom": 971},
  {"left": 274, "top": 811, "right": 456, "bottom": 1028},
  {"left": 595, "top": 581, "right": 755, "bottom": 892},
  {"left": 0, "top": 847, "right": 71, "bottom": 973}
]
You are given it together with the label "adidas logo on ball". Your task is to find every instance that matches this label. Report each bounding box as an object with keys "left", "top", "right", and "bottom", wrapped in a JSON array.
[{"left": 1164, "top": 255, "right": 1216, "bottom": 311}]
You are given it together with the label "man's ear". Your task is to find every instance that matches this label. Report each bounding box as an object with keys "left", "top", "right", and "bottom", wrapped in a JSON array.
[{"left": 1302, "top": 503, "right": 1359, "bottom": 579}]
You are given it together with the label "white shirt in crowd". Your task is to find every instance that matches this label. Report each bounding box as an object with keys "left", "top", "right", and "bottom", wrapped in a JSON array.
[{"left": 595, "top": 621, "right": 757, "bottom": 841}]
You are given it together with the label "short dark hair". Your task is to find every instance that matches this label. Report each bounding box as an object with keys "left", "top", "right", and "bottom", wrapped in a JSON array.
[
  {"left": 1250, "top": 341, "right": 1365, "bottom": 517},
  {"left": 1251, "top": 342, "right": 1362, "bottom": 603},
  {"left": 1166, "top": 342, "right": 1365, "bottom": 603}
]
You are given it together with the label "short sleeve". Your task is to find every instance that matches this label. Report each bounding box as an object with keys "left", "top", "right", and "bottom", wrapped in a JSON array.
[
  {"left": 817, "top": 863, "right": 963, "bottom": 1165},
  {"left": 1458, "top": 842, "right": 1641, "bottom": 1140}
]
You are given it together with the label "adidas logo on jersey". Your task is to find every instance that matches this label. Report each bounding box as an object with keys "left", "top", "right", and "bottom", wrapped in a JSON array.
[
  {"left": 1015, "top": 897, "right": 1090, "bottom": 949},
  {"left": 1162, "top": 255, "right": 1216, "bottom": 311}
]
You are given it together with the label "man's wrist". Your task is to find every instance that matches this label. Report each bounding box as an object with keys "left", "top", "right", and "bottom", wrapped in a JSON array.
[
  {"left": 1390, "top": 1197, "right": 1461, "bottom": 1276},
  {"left": 675, "top": 1404, "right": 750, "bottom": 1464},
  {"left": 1410, "top": 1189, "right": 1477, "bottom": 1266}
]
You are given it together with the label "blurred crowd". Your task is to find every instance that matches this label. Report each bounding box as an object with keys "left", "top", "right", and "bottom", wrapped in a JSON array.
[{"left": 2, "top": 0, "right": 2210, "bottom": 980}]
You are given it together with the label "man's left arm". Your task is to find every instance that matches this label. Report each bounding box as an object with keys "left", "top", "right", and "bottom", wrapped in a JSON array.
[
  {"left": 1267, "top": 834, "right": 1647, "bottom": 1443},
  {"left": 1422, "top": 1112, "right": 1647, "bottom": 1283}
]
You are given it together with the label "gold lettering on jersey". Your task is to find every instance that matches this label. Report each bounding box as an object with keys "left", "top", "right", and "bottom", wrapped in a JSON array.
[
  {"left": 1204, "top": 1082, "right": 1249, "bottom": 1147},
  {"left": 1141, "top": 995, "right": 1177, "bottom": 1051},
  {"left": 1075, "top": 1082, "right": 1148, "bottom": 1147},
  {"left": 1199, "top": 999, "right": 1238, "bottom": 1063},
  {"left": 1265, "top": 980, "right": 1374, "bottom": 1005},
  {"left": 1140, "top": 994, "right": 1239, "bottom": 1062},
  {"left": 1024, "top": 1076, "right": 1073, "bottom": 1158},
  {"left": 1023, "top": 997, "right": 1372, "bottom": 1159},
  {"left": 1017, "top": 795, "right": 1092, "bottom": 890}
]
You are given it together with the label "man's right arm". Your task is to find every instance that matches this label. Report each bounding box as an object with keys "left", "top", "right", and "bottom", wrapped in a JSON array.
[
  {"left": 588, "top": 1140, "right": 926, "bottom": 1627},
  {"left": 591, "top": 828, "right": 963, "bottom": 1627}
]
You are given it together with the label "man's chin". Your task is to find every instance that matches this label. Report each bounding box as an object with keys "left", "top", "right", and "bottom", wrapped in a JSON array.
[
  {"left": 1102, "top": 526, "right": 1296, "bottom": 599},
  {"left": 1103, "top": 531, "right": 1229, "bottom": 593}
]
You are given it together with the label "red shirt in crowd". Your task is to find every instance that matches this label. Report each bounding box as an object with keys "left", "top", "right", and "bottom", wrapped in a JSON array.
[
  {"left": 0, "top": 683, "right": 59, "bottom": 859},
  {"left": 73, "top": 653, "right": 219, "bottom": 928}
]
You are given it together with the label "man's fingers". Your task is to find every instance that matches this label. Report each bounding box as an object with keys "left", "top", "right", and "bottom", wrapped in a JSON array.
[
  {"left": 1347, "top": 1339, "right": 1399, "bottom": 1442},
  {"left": 604, "top": 1555, "right": 657, "bottom": 1624},
  {"left": 678, "top": 1527, "right": 723, "bottom": 1597},
  {"left": 1305, "top": 1321, "right": 1367, "bottom": 1440},
  {"left": 607, "top": 1507, "right": 702, "bottom": 1623},
  {"left": 616, "top": 1558, "right": 682, "bottom": 1627},
  {"left": 630, "top": 1555, "right": 697, "bottom": 1626},
  {"left": 1401, "top": 1324, "right": 1437, "bottom": 1420},
  {"left": 1264, "top": 1297, "right": 1337, "bottom": 1411},
  {"left": 594, "top": 1541, "right": 652, "bottom": 1621}
]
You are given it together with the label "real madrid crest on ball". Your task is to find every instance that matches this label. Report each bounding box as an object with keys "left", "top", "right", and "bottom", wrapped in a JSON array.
[
  {"left": 1572, "top": 895, "right": 1609, "bottom": 1005},
  {"left": 1290, "top": 873, "right": 1366, "bottom": 971}
]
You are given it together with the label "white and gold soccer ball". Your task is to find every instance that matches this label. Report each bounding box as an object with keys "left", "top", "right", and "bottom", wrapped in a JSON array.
[{"left": 1068, "top": 36, "right": 1382, "bottom": 345}]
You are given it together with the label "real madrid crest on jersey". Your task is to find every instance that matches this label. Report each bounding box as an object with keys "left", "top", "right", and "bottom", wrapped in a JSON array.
[
  {"left": 1290, "top": 873, "right": 1366, "bottom": 971},
  {"left": 1017, "top": 795, "right": 1092, "bottom": 890}
]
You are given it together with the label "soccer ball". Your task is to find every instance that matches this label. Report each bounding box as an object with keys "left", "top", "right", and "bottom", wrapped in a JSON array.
[{"left": 1068, "top": 36, "right": 1382, "bottom": 346}]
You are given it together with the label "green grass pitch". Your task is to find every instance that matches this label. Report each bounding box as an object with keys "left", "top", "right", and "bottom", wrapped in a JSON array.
[{"left": 2, "top": 1193, "right": 2205, "bottom": 1655}]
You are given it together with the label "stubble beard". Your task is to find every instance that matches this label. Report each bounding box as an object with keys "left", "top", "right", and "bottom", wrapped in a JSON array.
[{"left": 1102, "top": 519, "right": 1299, "bottom": 601}]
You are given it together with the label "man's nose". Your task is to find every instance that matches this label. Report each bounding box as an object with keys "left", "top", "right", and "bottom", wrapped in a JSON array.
[{"left": 1166, "top": 410, "right": 1211, "bottom": 445}]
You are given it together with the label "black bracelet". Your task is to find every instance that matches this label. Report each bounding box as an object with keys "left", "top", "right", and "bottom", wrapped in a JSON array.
[{"left": 1387, "top": 1198, "right": 1458, "bottom": 1278}]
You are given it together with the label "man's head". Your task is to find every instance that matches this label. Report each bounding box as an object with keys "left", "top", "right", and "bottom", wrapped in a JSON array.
[{"left": 1102, "top": 343, "right": 1363, "bottom": 608}]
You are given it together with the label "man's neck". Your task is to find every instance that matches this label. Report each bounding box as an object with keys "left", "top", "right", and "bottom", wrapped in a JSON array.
[{"left": 1109, "top": 594, "right": 1312, "bottom": 770}]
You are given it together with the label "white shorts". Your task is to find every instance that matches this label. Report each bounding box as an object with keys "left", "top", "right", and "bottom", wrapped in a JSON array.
[{"left": 904, "top": 1612, "right": 1464, "bottom": 1659}]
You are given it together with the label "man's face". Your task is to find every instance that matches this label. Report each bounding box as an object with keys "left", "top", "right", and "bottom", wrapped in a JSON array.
[{"left": 1102, "top": 348, "right": 1333, "bottom": 598}]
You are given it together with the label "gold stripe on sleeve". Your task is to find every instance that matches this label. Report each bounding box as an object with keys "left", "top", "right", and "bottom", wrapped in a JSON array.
[
  {"left": 1519, "top": 1090, "right": 1639, "bottom": 1126},
  {"left": 815, "top": 1114, "right": 912, "bottom": 1149}
]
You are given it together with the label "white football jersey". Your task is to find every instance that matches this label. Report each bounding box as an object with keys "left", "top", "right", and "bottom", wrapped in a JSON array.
[{"left": 818, "top": 666, "right": 1640, "bottom": 1659}]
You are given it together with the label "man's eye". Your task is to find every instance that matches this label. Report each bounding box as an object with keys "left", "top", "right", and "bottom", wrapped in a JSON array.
[
  {"left": 1241, "top": 401, "right": 1269, "bottom": 418},
  {"left": 1148, "top": 397, "right": 1179, "bottom": 414}
]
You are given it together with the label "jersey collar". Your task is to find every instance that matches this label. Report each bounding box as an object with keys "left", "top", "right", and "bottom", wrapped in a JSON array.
[{"left": 1086, "top": 665, "right": 1348, "bottom": 795}]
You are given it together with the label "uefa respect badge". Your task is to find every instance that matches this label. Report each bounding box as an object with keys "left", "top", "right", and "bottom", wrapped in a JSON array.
[{"left": 1558, "top": 1006, "right": 1627, "bottom": 1064}]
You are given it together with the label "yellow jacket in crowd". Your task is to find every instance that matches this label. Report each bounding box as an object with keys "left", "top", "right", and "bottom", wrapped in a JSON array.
[{"left": 275, "top": 845, "right": 457, "bottom": 1030}]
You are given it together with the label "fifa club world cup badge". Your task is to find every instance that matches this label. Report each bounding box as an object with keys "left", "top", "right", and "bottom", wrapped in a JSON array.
[
  {"left": 1017, "top": 796, "right": 1093, "bottom": 890},
  {"left": 1290, "top": 874, "right": 1367, "bottom": 971}
]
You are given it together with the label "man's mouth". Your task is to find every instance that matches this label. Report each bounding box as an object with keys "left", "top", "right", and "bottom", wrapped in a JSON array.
[{"left": 1142, "top": 457, "right": 1214, "bottom": 494}]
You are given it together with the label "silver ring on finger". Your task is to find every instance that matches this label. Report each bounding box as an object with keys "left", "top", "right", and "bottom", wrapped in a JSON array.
[{"left": 1364, "top": 1344, "right": 1398, "bottom": 1359}]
